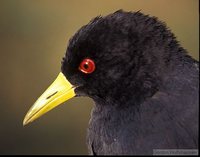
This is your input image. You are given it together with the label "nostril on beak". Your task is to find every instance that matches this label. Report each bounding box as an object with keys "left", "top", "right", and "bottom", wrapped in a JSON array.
[{"left": 46, "top": 91, "right": 58, "bottom": 99}]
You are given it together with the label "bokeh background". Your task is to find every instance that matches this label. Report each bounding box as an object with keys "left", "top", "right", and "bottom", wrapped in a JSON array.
[{"left": 0, "top": 0, "right": 199, "bottom": 155}]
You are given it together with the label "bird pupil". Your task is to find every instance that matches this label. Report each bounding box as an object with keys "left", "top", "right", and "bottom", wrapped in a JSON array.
[{"left": 83, "top": 63, "right": 89, "bottom": 69}]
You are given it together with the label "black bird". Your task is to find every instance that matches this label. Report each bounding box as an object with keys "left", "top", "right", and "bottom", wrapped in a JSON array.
[{"left": 23, "top": 10, "right": 199, "bottom": 155}]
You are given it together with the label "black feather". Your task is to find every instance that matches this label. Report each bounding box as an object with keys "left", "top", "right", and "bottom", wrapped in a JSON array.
[{"left": 61, "top": 10, "right": 199, "bottom": 155}]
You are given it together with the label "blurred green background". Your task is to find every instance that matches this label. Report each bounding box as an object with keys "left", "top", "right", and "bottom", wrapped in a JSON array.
[{"left": 0, "top": 0, "right": 199, "bottom": 155}]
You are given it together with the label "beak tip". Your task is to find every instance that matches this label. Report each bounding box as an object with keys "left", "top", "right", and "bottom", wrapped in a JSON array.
[
  {"left": 23, "top": 117, "right": 30, "bottom": 126},
  {"left": 23, "top": 120, "right": 27, "bottom": 126}
]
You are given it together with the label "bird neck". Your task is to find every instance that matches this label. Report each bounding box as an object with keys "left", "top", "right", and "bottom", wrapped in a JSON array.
[{"left": 92, "top": 98, "right": 138, "bottom": 120}]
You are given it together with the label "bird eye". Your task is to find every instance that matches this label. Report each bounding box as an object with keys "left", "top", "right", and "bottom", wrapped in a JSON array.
[{"left": 79, "top": 58, "right": 95, "bottom": 74}]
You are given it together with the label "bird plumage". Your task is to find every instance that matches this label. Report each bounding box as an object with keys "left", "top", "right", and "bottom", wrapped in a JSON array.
[{"left": 60, "top": 10, "right": 199, "bottom": 155}]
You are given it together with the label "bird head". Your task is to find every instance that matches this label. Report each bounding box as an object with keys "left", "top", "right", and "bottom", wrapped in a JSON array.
[{"left": 23, "top": 10, "right": 177, "bottom": 125}]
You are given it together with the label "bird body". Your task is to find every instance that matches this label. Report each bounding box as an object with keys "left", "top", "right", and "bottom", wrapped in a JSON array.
[
  {"left": 24, "top": 10, "right": 199, "bottom": 155},
  {"left": 87, "top": 58, "right": 198, "bottom": 155}
]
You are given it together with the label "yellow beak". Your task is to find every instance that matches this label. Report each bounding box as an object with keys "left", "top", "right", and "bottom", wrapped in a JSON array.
[{"left": 23, "top": 72, "right": 76, "bottom": 125}]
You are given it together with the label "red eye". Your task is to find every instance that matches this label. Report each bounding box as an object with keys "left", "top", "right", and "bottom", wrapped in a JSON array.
[{"left": 79, "top": 58, "right": 95, "bottom": 74}]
